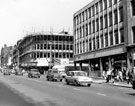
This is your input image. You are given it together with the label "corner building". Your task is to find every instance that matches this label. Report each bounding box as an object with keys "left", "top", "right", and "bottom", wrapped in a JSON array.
[
  {"left": 73, "top": 0, "right": 135, "bottom": 77},
  {"left": 18, "top": 32, "right": 73, "bottom": 74}
]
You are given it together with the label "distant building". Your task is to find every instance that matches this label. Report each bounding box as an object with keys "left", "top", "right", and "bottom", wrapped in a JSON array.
[
  {"left": 1, "top": 44, "right": 14, "bottom": 68},
  {"left": 73, "top": 0, "right": 135, "bottom": 77},
  {"left": 17, "top": 32, "right": 73, "bottom": 74}
]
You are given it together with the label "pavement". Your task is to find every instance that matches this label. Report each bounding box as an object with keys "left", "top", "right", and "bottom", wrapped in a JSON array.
[{"left": 92, "top": 77, "right": 132, "bottom": 88}]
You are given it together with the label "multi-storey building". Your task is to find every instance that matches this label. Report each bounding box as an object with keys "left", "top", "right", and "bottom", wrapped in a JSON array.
[
  {"left": 73, "top": 0, "right": 135, "bottom": 77},
  {"left": 18, "top": 32, "right": 73, "bottom": 74}
]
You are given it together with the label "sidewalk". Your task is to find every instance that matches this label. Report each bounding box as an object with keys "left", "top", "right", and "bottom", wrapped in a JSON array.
[{"left": 92, "top": 77, "right": 132, "bottom": 88}]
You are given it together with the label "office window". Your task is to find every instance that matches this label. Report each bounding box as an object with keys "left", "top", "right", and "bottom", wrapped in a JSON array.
[
  {"left": 40, "top": 44, "right": 43, "bottom": 50},
  {"left": 40, "top": 52, "right": 43, "bottom": 58},
  {"left": 89, "top": 39, "right": 92, "bottom": 51},
  {"left": 109, "top": 0, "right": 112, "bottom": 7},
  {"left": 110, "top": 31, "right": 113, "bottom": 45},
  {"left": 100, "top": 16, "right": 103, "bottom": 30},
  {"left": 114, "top": 10, "right": 118, "bottom": 24},
  {"left": 85, "top": 10, "right": 88, "bottom": 20},
  {"left": 89, "top": 22, "right": 91, "bottom": 34},
  {"left": 96, "top": 36, "right": 99, "bottom": 49},
  {"left": 114, "top": 0, "right": 117, "bottom": 5},
  {"left": 93, "top": 38, "right": 95, "bottom": 50},
  {"left": 83, "top": 26, "right": 85, "bottom": 37},
  {"left": 109, "top": 12, "right": 112, "bottom": 26},
  {"left": 105, "top": 33, "right": 108, "bottom": 47},
  {"left": 83, "top": 41, "right": 85, "bottom": 52},
  {"left": 96, "top": 19, "right": 99, "bottom": 31},
  {"left": 120, "top": 28, "right": 124, "bottom": 43},
  {"left": 114, "top": 30, "right": 119, "bottom": 44},
  {"left": 88, "top": 8, "right": 91, "bottom": 18},
  {"left": 92, "top": 6, "right": 95, "bottom": 16},
  {"left": 86, "top": 24, "right": 88, "bottom": 36},
  {"left": 37, "top": 44, "right": 39, "bottom": 49},
  {"left": 92, "top": 20, "right": 95, "bottom": 33},
  {"left": 86, "top": 40, "right": 88, "bottom": 51},
  {"left": 101, "top": 35, "right": 104, "bottom": 48},
  {"left": 104, "top": 15, "right": 108, "bottom": 28},
  {"left": 119, "top": 7, "right": 123, "bottom": 22},
  {"left": 80, "top": 27, "right": 82, "bottom": 38},
  {"left": 104, "top": 0, "right": 107, "bottom": 10},
  {"left": 132, "top": 26, "right": 135, "bottom": 43},
  {"left": 131, "top": 0, "right": 135, "bottom": 16},
  {"left": 96, "top": 3, "right": 98, "bottom": 14},
  {"left": 100, "top": 0, "right": 103, "bottom": 12}
]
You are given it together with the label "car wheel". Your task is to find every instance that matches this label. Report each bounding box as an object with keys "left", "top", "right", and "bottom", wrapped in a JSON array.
[
  {"left": 66, "top": 79, "right": 69, "bottom": 85},
  {"left": 74, "top": 80, "right": 78, "bottom": 86},
  {"left": 60, "top": 79, "right": 62, "bottom": 82},
  {"left": 38, "top": 76, "right": 40, "bottom": 78},
  {"left": 88, "top": 84, "right": 91, "bottom": 87}
]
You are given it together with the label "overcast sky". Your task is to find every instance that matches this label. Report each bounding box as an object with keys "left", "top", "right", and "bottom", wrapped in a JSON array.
[{"left": 0, "top": 0, "right": 93, "bottom": 48}]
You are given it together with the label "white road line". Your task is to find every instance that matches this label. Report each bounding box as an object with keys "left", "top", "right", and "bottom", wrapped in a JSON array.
[
  {"left": 73, "top": 88, "right": 80, "bottom": 91},
  {"left": 97, "top": 93, "right": 106, "bottom": 96}
]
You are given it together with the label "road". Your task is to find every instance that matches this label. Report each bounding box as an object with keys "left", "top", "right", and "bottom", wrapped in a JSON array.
[{"left": 0, "top": 73, "right": 135, "bottom": 106}]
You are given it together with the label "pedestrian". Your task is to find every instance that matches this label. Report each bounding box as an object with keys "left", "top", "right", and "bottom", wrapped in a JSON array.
[{"left": 106, "top": 68, "right": 112, "bottom": 83}]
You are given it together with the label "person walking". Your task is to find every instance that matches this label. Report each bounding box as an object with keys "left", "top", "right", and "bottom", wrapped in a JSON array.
[{"left": 106, "top": 68, "right": 112, "bottom": 83}]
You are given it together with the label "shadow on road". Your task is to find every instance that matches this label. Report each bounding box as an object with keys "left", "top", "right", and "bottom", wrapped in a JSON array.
[{"left": 127, "top": 93, "right": 135, "bottom": 96}]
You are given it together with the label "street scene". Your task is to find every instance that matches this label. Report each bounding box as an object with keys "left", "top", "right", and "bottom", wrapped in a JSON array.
[{"left": 0, "top": 0, "right": 135, "bottom": 106}]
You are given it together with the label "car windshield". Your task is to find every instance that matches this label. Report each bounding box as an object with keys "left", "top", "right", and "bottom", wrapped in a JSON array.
[{"left": 74, "top": 72, "right": 87, "bottom": 76}]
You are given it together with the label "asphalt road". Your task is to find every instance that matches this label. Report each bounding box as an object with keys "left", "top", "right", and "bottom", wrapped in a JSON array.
[{"left": 0, "top": 73, "right": 135, "bottom": 106}]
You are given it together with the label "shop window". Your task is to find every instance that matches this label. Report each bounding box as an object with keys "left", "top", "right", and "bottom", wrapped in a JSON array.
[{"left": 131, "top": 0, "right": 135, "bottom": 16}]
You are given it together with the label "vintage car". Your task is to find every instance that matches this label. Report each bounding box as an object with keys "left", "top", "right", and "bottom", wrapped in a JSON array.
[
  {"left": 46, "top": 69, "right": 63, "bottom": 81},
  {"left": 28, "top": 69, "right": 40, "bottom": 78},
  {"left": 65, "top": 71, "right": 92, "bottom": 86},
  {"left": 3, "top": 69, "right": 11, "bottom": 75}
]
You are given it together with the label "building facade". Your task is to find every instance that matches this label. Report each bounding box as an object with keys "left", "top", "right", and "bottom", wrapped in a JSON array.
[
  {"left": 17, "top": 32, "right": 73, "bottom": 74},
  {"left": 73, "top": 0, "right": 135, "bottom": 77}
]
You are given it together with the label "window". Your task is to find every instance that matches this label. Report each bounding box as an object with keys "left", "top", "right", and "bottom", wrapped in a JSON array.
[
  {"left": 131, "top": 0, "right": 135, "bottom": 16},
  {"left": 109, "top": 0, "right": 112, "bottom": 7},
  {"left": 101, "top": 35, "right": 104, "bottom": 48},
  {"left": 110, "top": 31, "right": 113, "bottom": 45},
  {"left": 119, "top": 7, "right": 123, "bottom": 22},
  {"left": 104, "top": 0, "right": 107, "bottom": 10},
  {"left": 92, "top": 6, "right": 95, "bottom": 16},
  {"left": 96, "top": 19, "right": 99, "bottom": 31},
  {"left": 100, "top": 0, "right": 103, "bottom": 12},
  {"left": 88, "top": 8, "right": 91, "bottom": 18},
  {"left": 100, "top": 17, "right": 103, "bottom": 30},
  {"left": 96, "top": 3, "right": 98, "bottom": 14},
  {"left": 114, "top": 0, "right": 117, "bottom": 5},
  {"left": 109, "top": 12, "right": 112, "bottom": 26},
  {"left": 96, "top": 36, "right": 99, "bottom": 49},
  {"left": 120, "top": 28, "right": 124, "bottom": 43},
  {"left": 105, "top": 33, "right": 108, "bottom": 47},
  {"left": 104, "top": 15, "right": 108, "bottom": 28},
  {"left": 114, "top": 30, "right": 119, "bottom": 44},
  {"left": 114, "top": 10, "right": 118, "bottom": 24},
  {"left": 82, "top": 12, "right": 84, "bottom": 22},
  {"left": 83, "top": 26, "right": 85, "bottom": 37},
  {"left": 86, "top": 24, "right": 88, "bottom": 36},
  {"left": 92, "top": 20, "right": 95, "bottom": 33},
  {"left": 132, "top": 26, "right": 135, "bottom": 43},
  {"left": 40, "top": 44, "right": 43, "bottom": 50},
  {"left": 93, "top": 38, "right": 95, "bottom": 50},
  {"left": 83, "top": 41, "right": 85, "bottom": 52},
  {"left": 89, "top": 22, "right": 91, "bottom": 34},
  {"left": 89, "top": 39, "right": 92, "bottom": 51}
]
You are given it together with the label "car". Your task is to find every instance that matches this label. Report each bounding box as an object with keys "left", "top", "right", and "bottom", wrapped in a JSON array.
[
  {"left": 46, "top": 69, "right": 63, "bottom": 81},
  {"left": 15, "top": 71, "right": 23, "bottom": 76},
  {"left": 3, "top": 69, "right": 11, "bottom": 75},
  {"left": 65, "top": 71, "right": 92, "bottom": 86},
  {"left": 28, "top": 69, "right": 40, "bottom": 78},
  {"left": 10, "top": 69, "right": 16, "bottom": 74}
]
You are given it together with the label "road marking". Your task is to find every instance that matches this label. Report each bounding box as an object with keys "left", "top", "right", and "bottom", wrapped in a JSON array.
[
  {"left": 97, "top": 93, "right": 106, "bottom": 96},
  {"left": 73, "top": 88, "right": 80, "bottom": 91}
]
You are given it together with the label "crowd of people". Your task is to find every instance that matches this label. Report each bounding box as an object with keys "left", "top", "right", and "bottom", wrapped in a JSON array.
[{"left": 102, "top": 67, "right": 133, "bottom": 84}]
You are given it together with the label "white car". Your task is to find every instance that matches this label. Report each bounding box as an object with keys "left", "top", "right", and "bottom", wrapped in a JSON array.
[{"left": 65, "top": 71, "right": 92, "bottom": 86}]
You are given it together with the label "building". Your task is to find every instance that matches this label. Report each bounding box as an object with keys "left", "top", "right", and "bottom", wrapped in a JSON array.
[
  {"left": 1, "top": 44, "right": 14, "bottom": 68},
  {"left": 73, "top": 0, "right": 135, "bottom": 77},
  {"left": 17, "top": 32, "right": 73, "bottom": 74}
]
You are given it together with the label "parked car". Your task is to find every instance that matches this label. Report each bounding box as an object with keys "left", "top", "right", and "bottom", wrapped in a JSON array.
[
  {"left": 28, "top": 69, "right": 40, "bottom": 78},
  {"left": 15, "top": 71, "right": 23, "bottom": 76},
  {"left": 46, "top": 69, "right": 63, "bottom": 81},
  {"left": 3, "top": 69, "right": 11, "bottom": 75},
  {"left": 10, "top": 69, "right": 16, "bottom": 74},
  {"left": 65, "top": 71, "right": 92, "bottom": 86}
]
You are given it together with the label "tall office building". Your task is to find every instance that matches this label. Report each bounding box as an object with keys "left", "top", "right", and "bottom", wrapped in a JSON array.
[{"left": 73, "top": 0, "right": 135, "bottom": 77}]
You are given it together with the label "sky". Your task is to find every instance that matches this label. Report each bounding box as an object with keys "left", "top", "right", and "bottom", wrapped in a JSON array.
[{"left": 0, "top": 0, "right": 93, "bottom": 48}]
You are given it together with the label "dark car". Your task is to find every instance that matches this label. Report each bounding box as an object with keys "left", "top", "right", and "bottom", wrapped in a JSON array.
[
  {"left": 15, "top": 71, "right": 23, "bottom": 76},
  {"left": 28, "top": 69, "right": 40, "bottom": 78}
]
